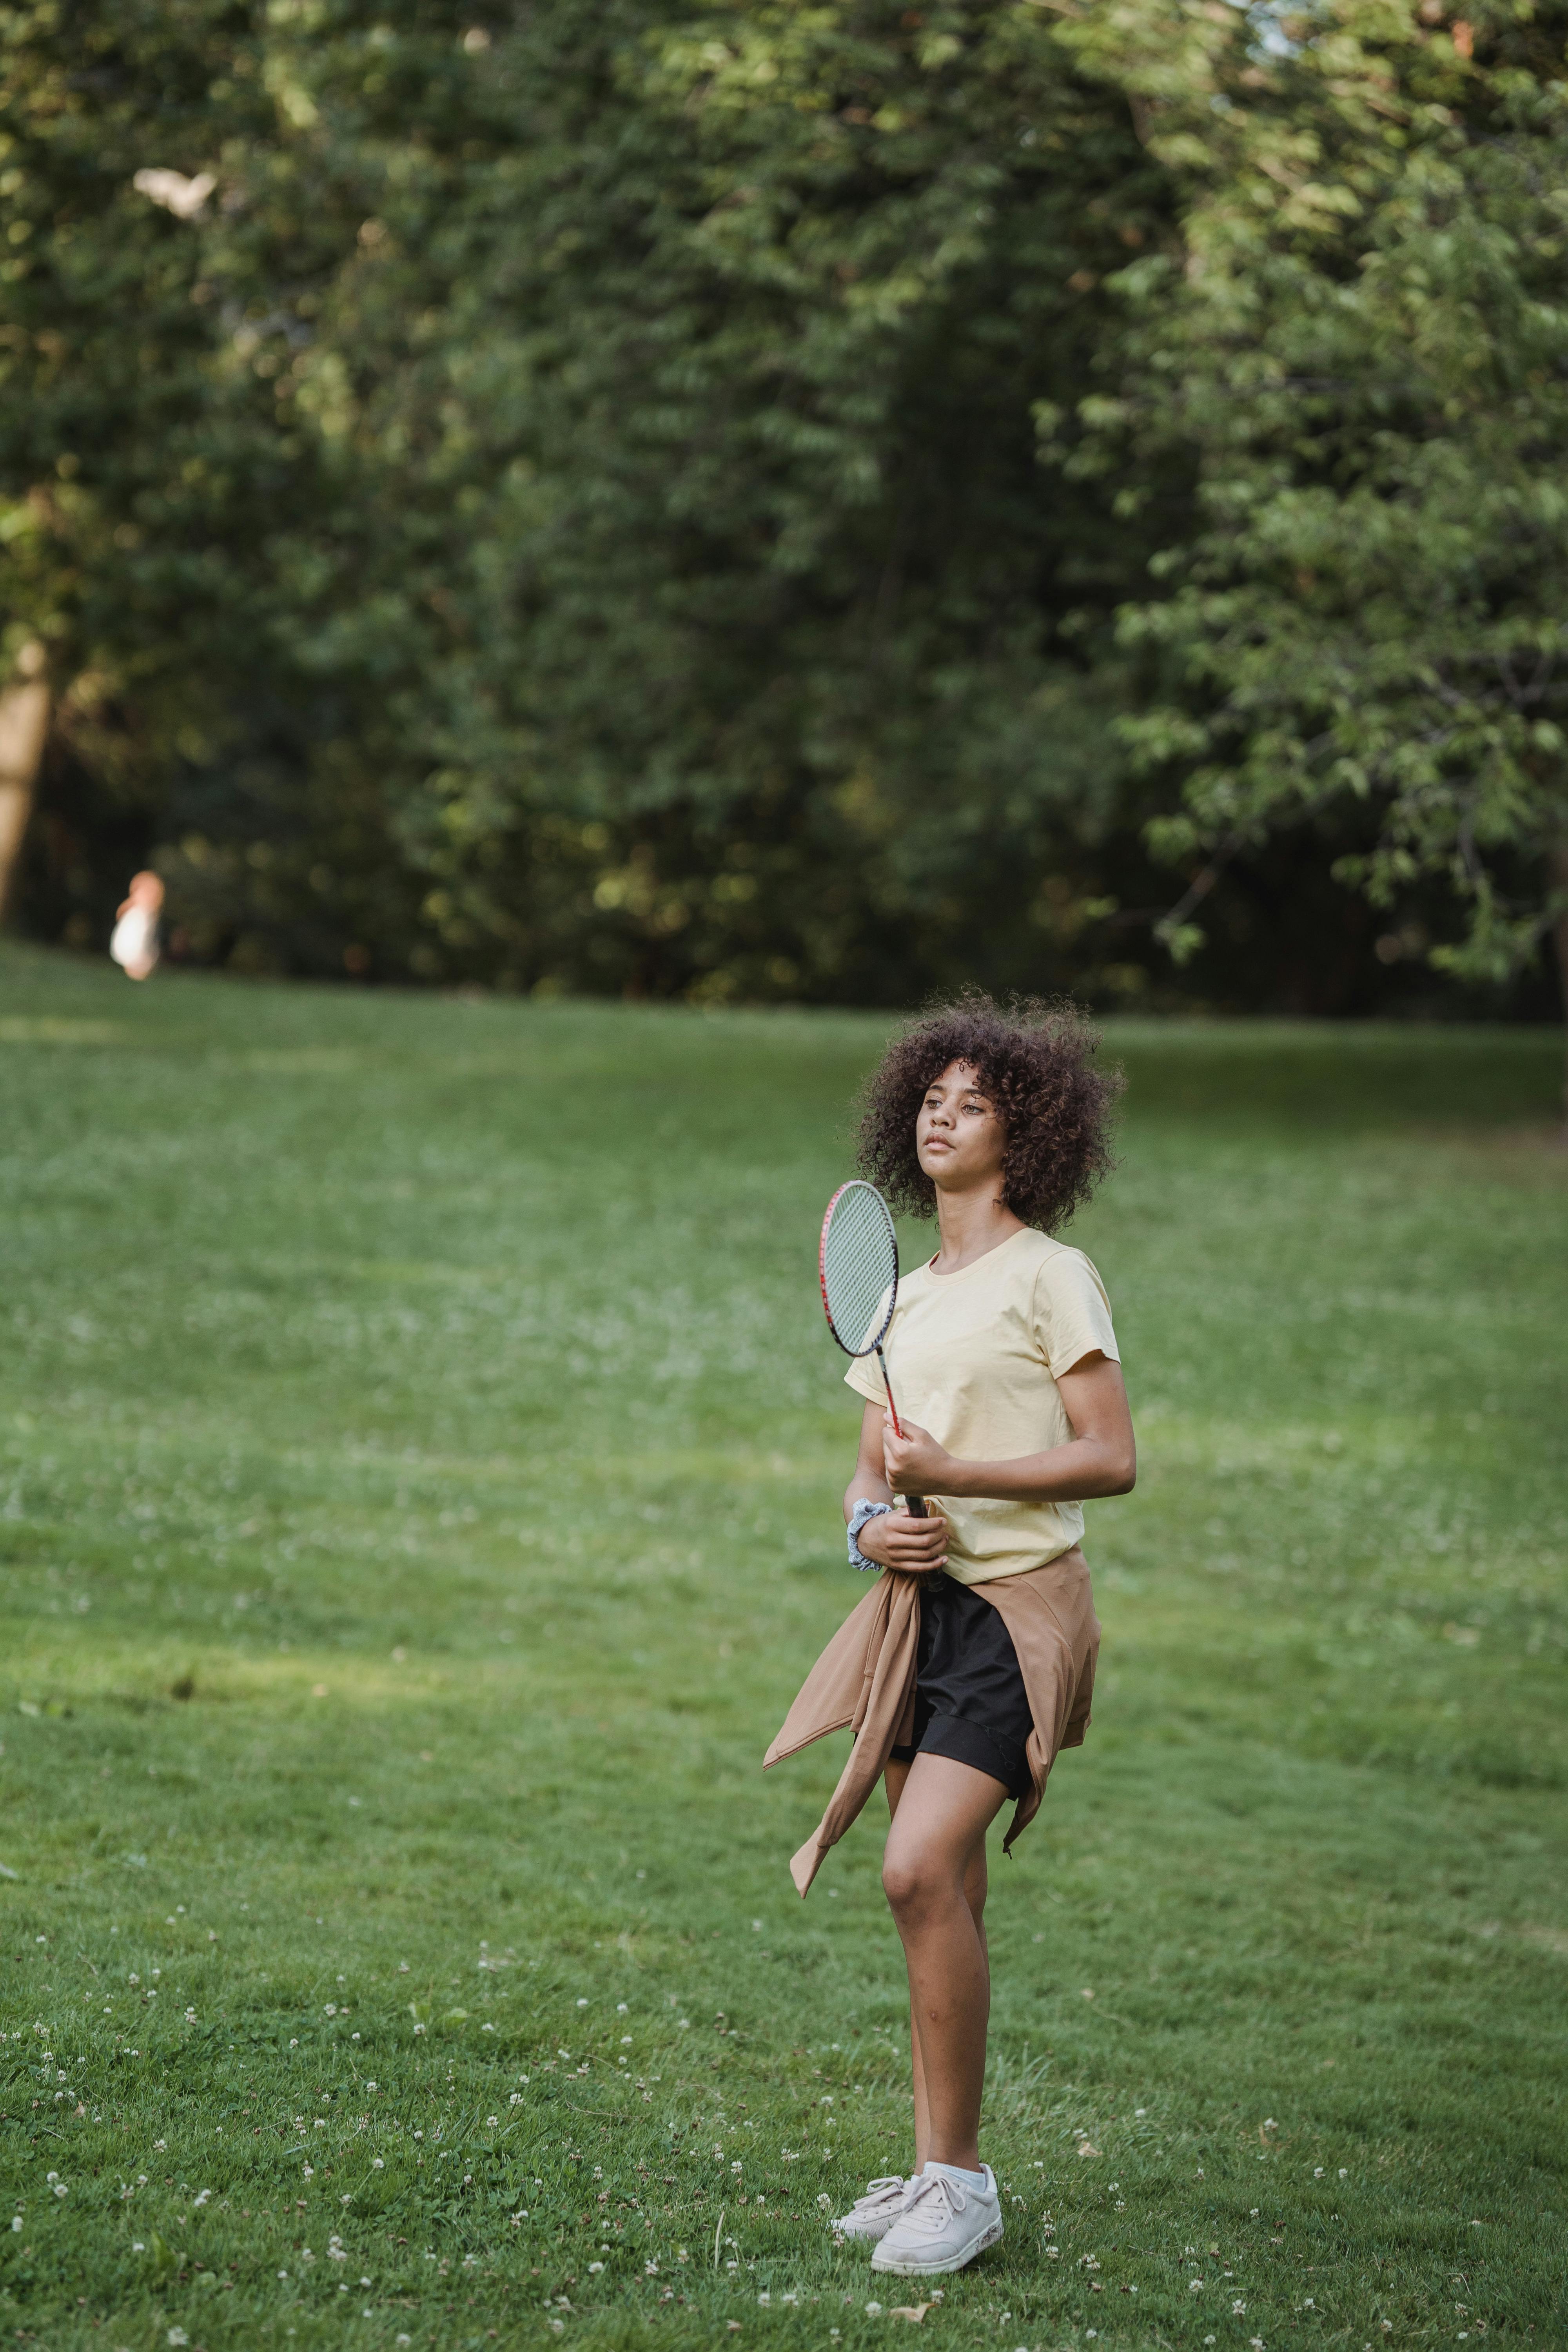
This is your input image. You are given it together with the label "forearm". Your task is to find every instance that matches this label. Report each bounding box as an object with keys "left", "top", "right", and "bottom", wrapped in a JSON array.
[
  {"left": 844, "top": 1467, "right": 895, "bottom": 1524},
  {"left": 938, "top": 1434, "right": 1134, "bottom": 1504}
]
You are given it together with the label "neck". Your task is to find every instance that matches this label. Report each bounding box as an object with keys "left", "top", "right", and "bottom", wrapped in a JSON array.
[{"left": 931, "top": 1183, "right": 1024, "bottom": 1272}]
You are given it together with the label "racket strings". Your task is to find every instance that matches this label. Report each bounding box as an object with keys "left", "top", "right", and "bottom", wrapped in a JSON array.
[{"left": 822, "top": 1182, "right": 898, "bottom": 1356}]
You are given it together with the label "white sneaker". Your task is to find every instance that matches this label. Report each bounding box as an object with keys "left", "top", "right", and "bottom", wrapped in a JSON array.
[
  {"left": 869, "top": 2164, "right": 1003, "bottom": 2276},
  {"left": 829, "top": 2174, "right": 913, "bottom": 2241}
]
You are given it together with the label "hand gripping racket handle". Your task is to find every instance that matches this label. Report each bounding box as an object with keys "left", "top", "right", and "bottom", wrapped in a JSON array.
[{"left": 875, "top": 1345, "right": 927, "bottom": 1518}]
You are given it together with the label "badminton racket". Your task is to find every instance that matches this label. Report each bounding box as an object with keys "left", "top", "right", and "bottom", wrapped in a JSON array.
[{"left": 818, "top": 1179, "right": 927, "bottom": 1518}]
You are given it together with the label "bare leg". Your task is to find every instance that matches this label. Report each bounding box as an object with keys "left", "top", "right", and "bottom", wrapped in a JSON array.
[
  {"left": 886, "top": 1759, "right": 991, "bottom": 2171},
  {"left": 885, "top": 1762, "right": 933, "bottom": 2165},
  {"left": 882, "top": 1752, "right": 1008, "bottom": 2173}
]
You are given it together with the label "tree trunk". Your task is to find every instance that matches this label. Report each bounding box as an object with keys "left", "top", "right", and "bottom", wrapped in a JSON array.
[{"left": 0, "top": 642, "right": 49, "bottom": 923}]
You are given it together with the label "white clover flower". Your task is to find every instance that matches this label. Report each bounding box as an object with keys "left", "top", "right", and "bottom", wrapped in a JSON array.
[{"left": 864, "top": 2301, "right": 883, "bottom": 2317}]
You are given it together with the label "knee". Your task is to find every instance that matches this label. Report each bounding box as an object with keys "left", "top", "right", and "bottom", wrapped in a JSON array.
[{"left": 882, "top": 1851, "right": 947, "bottom": 1924}]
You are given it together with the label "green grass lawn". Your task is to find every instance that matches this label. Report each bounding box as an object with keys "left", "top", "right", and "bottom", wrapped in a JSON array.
[{"left": 2, "top": 942, "right": 1565, "bottom": 2352}]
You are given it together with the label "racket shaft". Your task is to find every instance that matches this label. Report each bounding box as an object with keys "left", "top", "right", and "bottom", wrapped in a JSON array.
[{"left": 876, "top": 1347, "right": 927, "bottom": 1519}]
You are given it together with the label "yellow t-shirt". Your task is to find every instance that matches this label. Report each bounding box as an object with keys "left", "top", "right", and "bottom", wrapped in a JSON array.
[{"left": 844, "top": 1225, "right": 1120, "bottom": 1585}]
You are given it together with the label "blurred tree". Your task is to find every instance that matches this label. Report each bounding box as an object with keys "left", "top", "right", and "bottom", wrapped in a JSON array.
[
  {"left": 1055, "top": 0, "right": 1568, "bottom": 1051},
  {"left": 0, "top": 0, "right": 414, "bottom": 961},
  {"left": 0, "top": 641, "right": 48, "bottom": 917},
  {"left": 222, "top": 0, "right": 1181, "bottom": 998}
]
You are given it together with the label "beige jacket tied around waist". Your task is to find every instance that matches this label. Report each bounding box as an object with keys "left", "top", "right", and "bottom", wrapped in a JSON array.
[{"left": 764, "top": 1546, "right": 1100, "bottom": 1896}]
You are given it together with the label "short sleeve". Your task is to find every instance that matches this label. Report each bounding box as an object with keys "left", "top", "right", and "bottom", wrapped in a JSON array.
[
  {"left": 1033, "top": 1248, "right": 1119, "bottom": 1378},
  {"left": 844, "top": 1357, "right": 884, "bottom": 1407}
]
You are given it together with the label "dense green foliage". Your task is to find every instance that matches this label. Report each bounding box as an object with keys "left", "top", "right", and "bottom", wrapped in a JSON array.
[
  {"left": 2, "top": 0, "right": 1566, "bottom": 1013},
  {"left": 2, "top": 949, "right": 1565, "bottom": 2348}
]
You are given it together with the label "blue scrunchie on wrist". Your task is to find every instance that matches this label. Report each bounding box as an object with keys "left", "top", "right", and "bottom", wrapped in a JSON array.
[{"left": 847, "top": 1497, "right": 893, "bottom": 1573}]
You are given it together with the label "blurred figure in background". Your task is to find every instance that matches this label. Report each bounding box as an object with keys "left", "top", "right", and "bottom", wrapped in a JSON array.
[{"left": 109, "top": 869, "right": 164, "bottom": 980}]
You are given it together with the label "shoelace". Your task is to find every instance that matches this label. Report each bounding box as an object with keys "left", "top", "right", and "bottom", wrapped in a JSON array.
[
  {"left": 898, "top": 2171, "right": 972, "bottom": 2234},
  {"left": 846, "top": 2175, "right": 906, "bottom": 2214}
]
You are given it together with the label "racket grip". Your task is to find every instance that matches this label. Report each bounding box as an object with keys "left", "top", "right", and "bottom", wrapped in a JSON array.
[{"left": 905, "top": 1496, "right": 927, "bottom": 1518}]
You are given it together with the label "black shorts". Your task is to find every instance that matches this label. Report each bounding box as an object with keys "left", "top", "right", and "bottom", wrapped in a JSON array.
[{"left": 888, "top": 1572, "right": 1035, "bottom": 1800}]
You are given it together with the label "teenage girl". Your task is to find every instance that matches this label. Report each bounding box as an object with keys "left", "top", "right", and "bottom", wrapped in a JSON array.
[{"left": 768, "top": 995, "right": 1133, "bottom": 2279}]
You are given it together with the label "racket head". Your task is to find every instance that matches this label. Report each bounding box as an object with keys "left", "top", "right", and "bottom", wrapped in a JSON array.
[{"left": 819, "top": 1179, "right": 900, "bottom": 1358}]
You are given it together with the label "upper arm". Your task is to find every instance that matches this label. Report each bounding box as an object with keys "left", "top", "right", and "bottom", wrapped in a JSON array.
[
  {"left": 1055, "top": 1351, "right": 1136, "bottom": 1482},
  {"left": 854, "top": 1398, "right": 888, "bottom": 1483}
]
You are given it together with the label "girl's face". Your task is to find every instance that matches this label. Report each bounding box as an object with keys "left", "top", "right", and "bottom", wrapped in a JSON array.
[{"left": 915, "top": 1060, "right": 1006, "bottom": 1193}]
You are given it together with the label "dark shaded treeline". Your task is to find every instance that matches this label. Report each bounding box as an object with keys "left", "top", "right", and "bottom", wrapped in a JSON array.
[{"left": 3, "top": 0, "right": 1564, "bottom": 1018}]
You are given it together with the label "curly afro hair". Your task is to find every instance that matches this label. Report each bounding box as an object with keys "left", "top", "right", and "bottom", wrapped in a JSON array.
[{"left": 856, "top": 992, "right": 1121, "bottom": 1231}]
